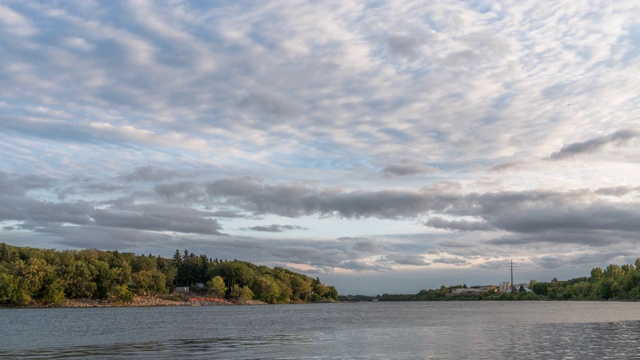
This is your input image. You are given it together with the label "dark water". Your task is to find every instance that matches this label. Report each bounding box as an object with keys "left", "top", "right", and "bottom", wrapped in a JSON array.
[{"left": 2, "top": 301, "right": 640, "bottom": 359}]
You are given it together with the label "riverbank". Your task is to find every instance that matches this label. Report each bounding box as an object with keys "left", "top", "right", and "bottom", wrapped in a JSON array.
[
  {"left": 2, "top": 292, "right": 269, "bottom": 308},
  {"left": 59, "top": 295, "right": 199, "bottom": 308}
]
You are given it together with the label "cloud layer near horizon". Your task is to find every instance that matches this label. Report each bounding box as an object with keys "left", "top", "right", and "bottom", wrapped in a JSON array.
[{"left": 1, "top": 0, "right": 640, "bottom": 294}]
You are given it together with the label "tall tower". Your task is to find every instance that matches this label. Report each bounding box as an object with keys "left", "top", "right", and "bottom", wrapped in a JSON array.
[{"left": 510, "top": 259, "right": 515, "bottom": 293}]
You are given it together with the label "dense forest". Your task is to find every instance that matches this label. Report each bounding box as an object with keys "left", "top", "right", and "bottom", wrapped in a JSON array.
[
  {"left": 380, "top": 258, "right": 640, "bottom": 301},
  {"left": 0, "top": 243, "right": 337, "bottom": 306}
]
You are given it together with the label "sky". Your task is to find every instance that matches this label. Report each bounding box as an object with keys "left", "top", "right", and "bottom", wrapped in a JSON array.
[{"left": 1, "top": 0, "right": 639, "bottom": 295}]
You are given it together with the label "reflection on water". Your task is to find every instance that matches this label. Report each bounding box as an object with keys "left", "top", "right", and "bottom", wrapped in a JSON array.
[
  {"left": 6, "top": 335, "right": 313, "bottom": 360},
  {"left": 2, "top": 302, "right": 640, "bottom": 359},
  {"left": 494, "top": 321, "right": 640, "bottom": 359}
]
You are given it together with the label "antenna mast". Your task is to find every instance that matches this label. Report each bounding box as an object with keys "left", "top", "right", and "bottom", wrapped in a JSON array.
[{"left": 510, "top": 259, "right": 515, "bottom": 293}]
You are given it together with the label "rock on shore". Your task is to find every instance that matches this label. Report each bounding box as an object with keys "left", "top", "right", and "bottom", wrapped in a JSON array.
[
  {"left": 54, "top": 294, "right": 265, "bottom": 308},
  {"left": 6, "top": 292, "right": 270, "bottom": 308},
  {"left": 59, "top": 295, "right": 191, "bottom": 308}
]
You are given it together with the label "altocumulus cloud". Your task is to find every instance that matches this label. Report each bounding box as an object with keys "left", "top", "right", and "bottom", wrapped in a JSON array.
[
  {"left": 547, "top": 130, "right": 639, "bottom": 160},
  {"left": 1, "top": 1, "right": 640, "bottom": 293}
]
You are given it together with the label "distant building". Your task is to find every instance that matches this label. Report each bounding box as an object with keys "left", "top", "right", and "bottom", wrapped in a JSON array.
[
  {"left": 498, "top": 282, "right": 533, "bottom": 293},
  {"left": 499, "top": 282, "right": 511, "bottom": 293},
  {"left": 514, "top": 283, "right": 533, "bottom": 293},
  {"left": 451, "top": 288, "right": 483, "bottom": 296},
  {"left": 176, "top": 287, "right": 190, "bottom": 293}
]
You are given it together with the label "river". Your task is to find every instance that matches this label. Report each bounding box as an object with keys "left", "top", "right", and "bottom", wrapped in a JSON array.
[{"left": 2, "top": 301, "right": 640, "bottom": 359}]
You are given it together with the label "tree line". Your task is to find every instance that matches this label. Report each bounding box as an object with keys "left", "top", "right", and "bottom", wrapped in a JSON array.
[
  {"left": 0, "top": 243, "right": 337, "bottom": 306},
  {"left": 529, "top": 260, "right": 640, "bottom": 300},
  {"left": 379, "top": 258, "right": 640, "bottom": 301}
]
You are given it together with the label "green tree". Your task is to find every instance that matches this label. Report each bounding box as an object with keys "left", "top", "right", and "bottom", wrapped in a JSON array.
[
  {"left": 328, "top": 286, "right": 339, "bottom": 300},
  {"left": 109, "top": 254, "right": 132, "bottom": 287},
  {"left": 0, "top": 243, "right": 9, "bottom": 262},
  {"left": 131, "top": 255, "right": 157, "bottom": 273},
  {"left": 132, "top": 270, "right": 155, "bottom": 295},
  {"left": 112, "top": 284, "right": 134, "bottom": 304},
  {"left": 604, "top": 264, "right": 622, "bottom": 279},
  {"left": 93, "top": 260, "right": 115, "bottom": 300},
  {"left": 206, "top": 276, "right": 227, "bottom": 298},
  {"left": 0, "top": 245, "right": 338, "bottom": 306},
  {"left": 156, "top": 257, "right": 177, "bottom": 291},
  {"left": 252, "top": 275, "right": 280, "bottom": 303},
  {"left": 230, "top": 284, "right": 254, "bottom": 300},
  {"left": 41, "top": 277, "right": 65, "bottom": 305},
  {"left": 314, "top": 283, "right": 330, "bottom": 298},
  {"left": 18, "top": 258, "right": 49, "bottom": 296},
  {"left": 217, "top": 261, "right": 255, "bottom": 289},
  {"left": 0, "top": 272, "right": 19, "bottom": 305},
  {"left": 599, "top": 280, "right": 614, "bottom": 299},
  {"left": 151, "top": 271, "right": 168, "bottom": 294},
  {"left": 290, "top": 276, "right": 313, "bottom": 301},
  {"left": 276, "top": 279, "right": 292, "bottom": 302},
  {"left": 439, "top": 285, "right": 449, "bottom": 295},
  {"left": 63, "top": 261, "right": 97, "bottom": 299}
]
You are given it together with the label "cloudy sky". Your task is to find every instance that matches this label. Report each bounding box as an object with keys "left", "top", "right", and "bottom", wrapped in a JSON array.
[{"left": 1, "top": 0, "right": 639, "bottom": 295}]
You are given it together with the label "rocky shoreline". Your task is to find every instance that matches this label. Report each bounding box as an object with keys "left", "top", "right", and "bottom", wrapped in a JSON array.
[
  {"left": 7, "top": 293, "right": 268, "bottom": 308},
  {"left": 59, "top": 295, "right": 194, "bottom": 308}
]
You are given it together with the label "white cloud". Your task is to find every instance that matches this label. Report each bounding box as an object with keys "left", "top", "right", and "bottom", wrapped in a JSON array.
[
  {"left": 0, "top": 4, "right": 37, "bottom": 37},
  {"left": 2, "top": 0, "right": 640, "bottom": 293}
]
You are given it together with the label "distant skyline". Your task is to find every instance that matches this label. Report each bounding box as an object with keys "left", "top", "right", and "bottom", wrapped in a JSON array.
[{"left": 1, "top": 1, "right": 639, "bottom": 295}]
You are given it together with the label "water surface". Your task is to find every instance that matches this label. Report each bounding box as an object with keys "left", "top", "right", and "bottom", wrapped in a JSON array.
[{"left": 2, "top": 301, "right": 640, "bottom": 359}]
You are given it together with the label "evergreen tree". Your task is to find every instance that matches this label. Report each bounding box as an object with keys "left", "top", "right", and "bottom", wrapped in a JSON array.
[{"left": 0, "top": 243, "right": 9, "bottom": 262}]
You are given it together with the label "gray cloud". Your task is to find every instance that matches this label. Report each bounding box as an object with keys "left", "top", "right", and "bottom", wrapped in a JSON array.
[
  {"left": 93, "top": 209, "right": 222, "bottom": 235},
  {"left": 0, "top": 190, "right": 225, "bottom": 237},
  {"left": 386, "top": 35, "right": 424, "bottom": 61},
  {"left": 178, "top": 236, "right": 402, "bottom": 272},
  {"left": 380, "top": 159, "right": 437, "bottom": 178},
  {"left": 154, "top": 181, "right": 204, "bottom": 204},
  {"left": 124, "top": 166, "right": 181, "bottom": 182},
  {"left": 340, "top": 260, "right": 392, "bottom": 272},
  {"left": 205, "top": 177, "right": 446, "bottom": 219},
  {"left": 594, "top": 186, "right": 639, "bottom": 197},
  {"left": 479, "top": 200, "right": 640, "bottom": 234},
  {"left": 386, "top": 254, "right": 430, "bottom": 266},
  {"left": 245, "top": 224, "right": 308, "bottom": 232},
  {"left": 83, "top": 183, "right": 128, "bottom": 193},
  {"left": 531, "top": 251, "right": 639, "bottom": 270},
  {"left": 42, "top": 225, "right": 176, "bottom": 251},
  {"left": 425, "top": 217, "right": 495, "bottom": 231},
  {"left": 206, "top": 178, "right": 640, "bottom": 249},
  {"left": 489, "top": 161, "right": 523, "bottom": 172},
  {"left": 537, "top": 255, "right": 568, "bottom": 269},
  {"left": 236, "top": 92, "right": 297, "bottom": 119},
  {"left": 0, "top": 172, "right": 56, "bottom": 195},
  {"left": 351, "top": 239, "right": 378, "bottom": 253},
  {"left": 0, "top": 195, "right": 94, "bottom": 226},
  {"left": 433, "top": 257, "right": 468, "bottom": 265},
  {"left": 547, "top": 129, "right": 639, "bottom": 160},
  {"left": 205, "top": 178, "right": 640, "bottom": 236},
  {"left": 478, "top": 260, "right": 509, "bottom": 270},
  {"left": 210, "top": 210, "right": 247, "bottom": 218},
  {"left": 93, "top": 202, "right": 224, "bottom": 235},
  {"left": 485, "top": 230, "right": 629, "bottom": 247}
]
